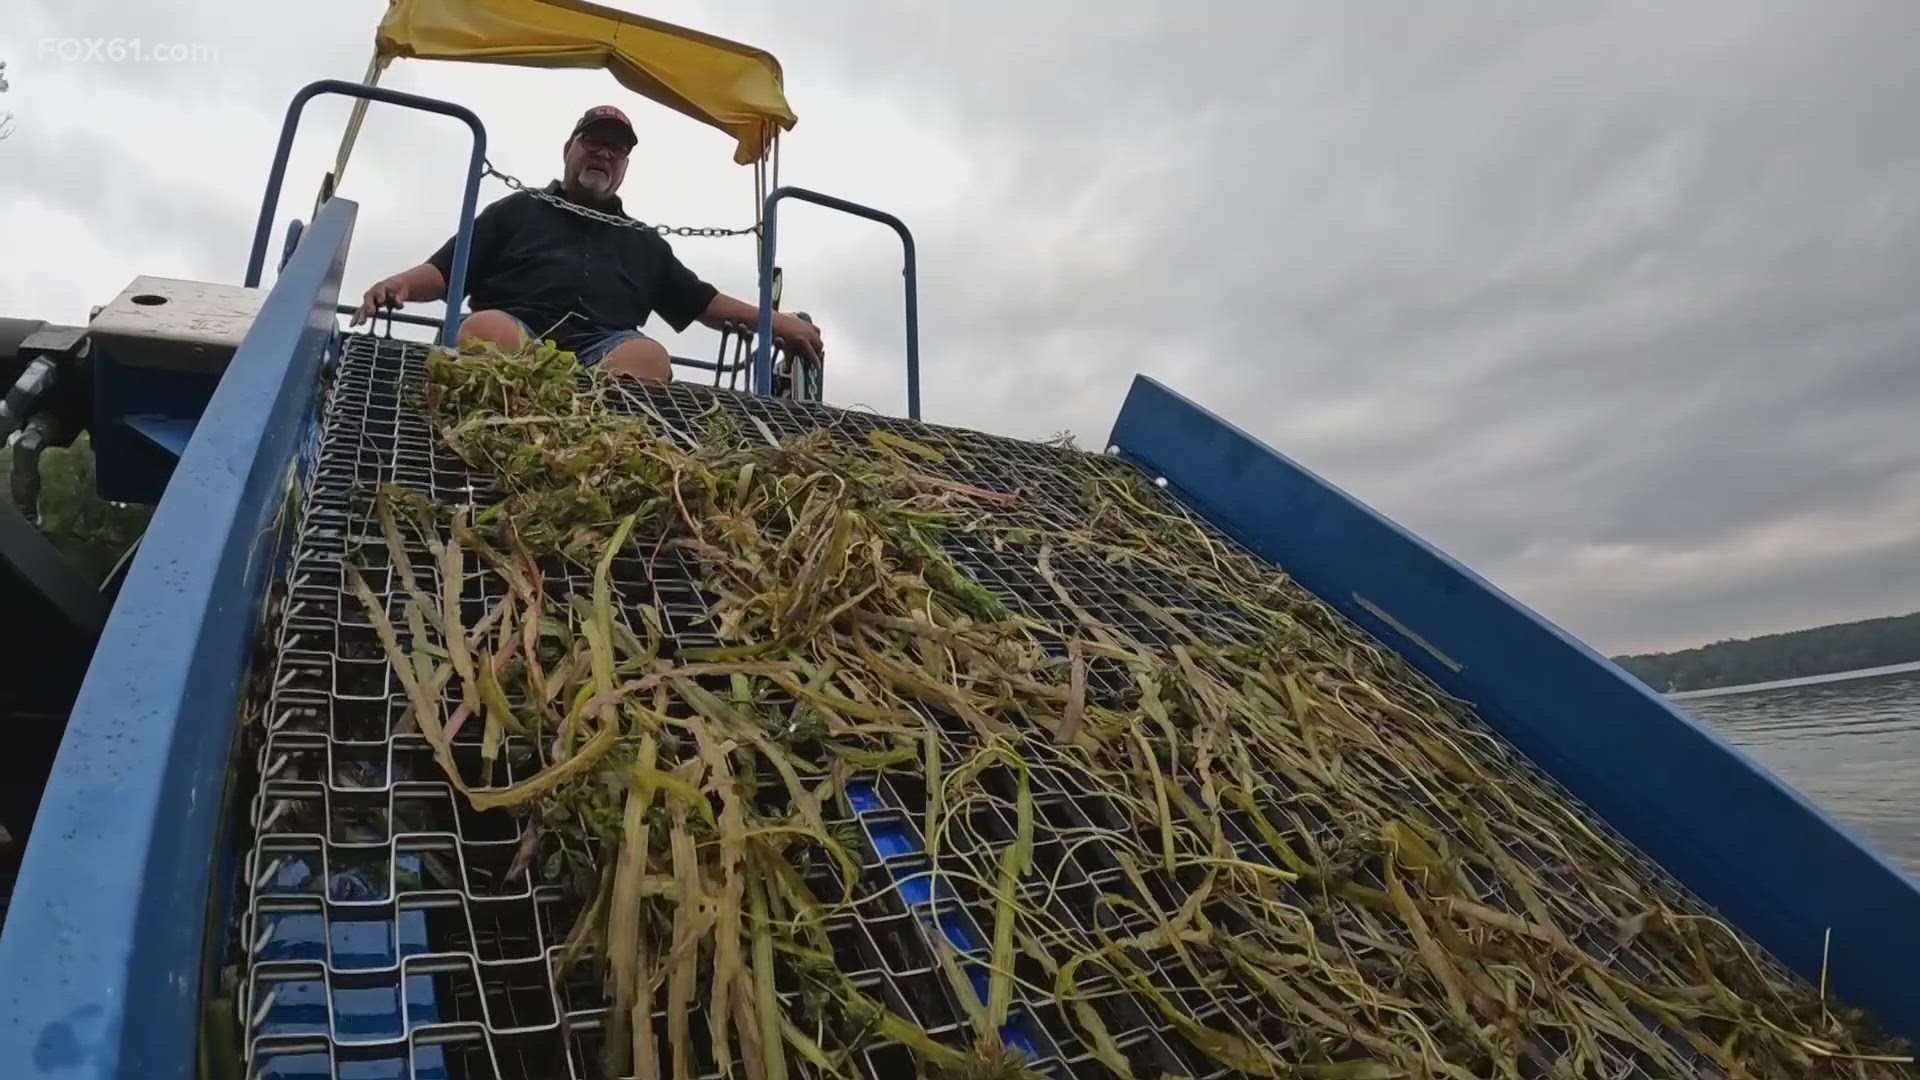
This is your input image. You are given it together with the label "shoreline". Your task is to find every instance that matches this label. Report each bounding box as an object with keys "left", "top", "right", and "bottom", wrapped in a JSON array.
[{"left": 1665, "top": 659, "right": 1920, "bottom": 702}]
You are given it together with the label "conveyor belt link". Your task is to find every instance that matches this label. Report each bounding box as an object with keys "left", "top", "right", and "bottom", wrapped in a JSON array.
[{"left": 223, "top": 333, "right": 1731, "bottom": 1079}]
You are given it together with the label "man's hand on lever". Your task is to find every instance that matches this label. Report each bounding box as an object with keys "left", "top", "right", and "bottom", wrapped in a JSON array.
[
  {"left": 700, "top": 294, "right": 825, "bottom": 367},
  {"left": 350, "top": 277, "right": 410, "bottom": 327},
  {"left": 771, "top": 310, "right": 824, "bottom": 366},
  {"left": 350, "top": 264, "right": 448, "bottom": 327}
]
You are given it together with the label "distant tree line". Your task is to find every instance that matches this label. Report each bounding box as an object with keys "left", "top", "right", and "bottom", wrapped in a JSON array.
[{"left": 1612, "top": 612, "right": 1920, "bottom": 693}]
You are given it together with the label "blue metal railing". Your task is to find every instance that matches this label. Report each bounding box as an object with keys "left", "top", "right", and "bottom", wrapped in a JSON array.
[
  {"left": 754, "top": 187, "right": 921, "bottom": 419},
  {"left": 246, "top": 79, "right": 488, "bottom": 348}
]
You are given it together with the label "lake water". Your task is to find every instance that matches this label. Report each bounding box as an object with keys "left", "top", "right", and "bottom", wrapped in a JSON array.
[{"left": 1677, "top": 666, "right": 1920, "bottom": 875}]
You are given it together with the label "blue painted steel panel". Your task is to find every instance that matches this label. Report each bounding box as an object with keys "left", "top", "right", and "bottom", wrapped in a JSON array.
[
  {"left": 0, "top": 197, "right": 359, "bottom": 1079},
  {"left": 1107, "top": 373, "right": 1920, "bottom": 1044},
  {"left": 92, "top": 360, "right": 222, "bottom": 504},
  {"left": 124, "top": 414, "right": 197, "bottom": 459}
]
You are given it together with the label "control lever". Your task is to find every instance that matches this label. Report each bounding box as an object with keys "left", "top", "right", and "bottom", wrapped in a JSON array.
[{"left": 771, "top": 311, "right": 821, "bottom": 403}]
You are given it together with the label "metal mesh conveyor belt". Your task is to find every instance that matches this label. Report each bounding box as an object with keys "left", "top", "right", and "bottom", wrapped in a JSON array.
[{"left": 220, "top": 332, "right": 1773, "bottom": 1079}]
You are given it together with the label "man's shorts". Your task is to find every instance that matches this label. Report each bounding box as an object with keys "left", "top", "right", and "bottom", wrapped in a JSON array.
[{"left": 498, "top": 312, "right": 652, "bottom": 370}]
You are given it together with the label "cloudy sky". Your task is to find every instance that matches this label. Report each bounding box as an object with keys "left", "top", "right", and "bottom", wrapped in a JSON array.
[{"left": 3, "top": 1, "right": 1917, "bottom": 656}]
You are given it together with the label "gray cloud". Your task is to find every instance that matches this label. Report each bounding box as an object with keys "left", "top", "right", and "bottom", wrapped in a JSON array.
[
  {"left": 730, "top": 0, "right": 1920, "bottom": 653},
  {"left": 4, "top": 125, "right": 257, "bottom": 274},
  {"left": 4, "top": 0, "right": 1918, "bottom": 656}
]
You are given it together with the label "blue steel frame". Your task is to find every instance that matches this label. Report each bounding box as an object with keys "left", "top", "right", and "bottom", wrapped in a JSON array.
[
  {"left": 0, "top": 196, "right": 358, "bottom": 1079},
  {"left": 754, "top": 186, "right": 921, "bottom": 419},
  {"left": 92, "top": 355, "right": 227, "bottom": 504},
  {"left": 1107, "top": 374, "right": 1920, "bottom": 1045},
  {"left": 245, "top": 79, "right": 487, "bottom": 348}
]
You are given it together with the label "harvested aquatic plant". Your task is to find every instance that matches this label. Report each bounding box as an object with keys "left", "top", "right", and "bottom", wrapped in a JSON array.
[{"left": 340, "top": 338, "right": 1914, "bottom": 1079}]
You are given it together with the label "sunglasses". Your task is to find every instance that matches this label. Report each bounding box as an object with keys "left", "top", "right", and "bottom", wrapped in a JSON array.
[{"left": 575, "top": 132, "right": 633, "bottom": 157}]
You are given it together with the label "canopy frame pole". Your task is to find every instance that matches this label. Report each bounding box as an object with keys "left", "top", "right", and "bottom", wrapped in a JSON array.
[
  {"left": 312, "top": 51, "right": 383, "bottom": 219},
  {"left": 752, "top": 129, "right": 781, "bottom": 315}
]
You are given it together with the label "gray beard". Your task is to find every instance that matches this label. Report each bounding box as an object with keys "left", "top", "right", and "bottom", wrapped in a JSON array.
[{"left": 563, "top": 175, "right": 618, "bottom": 209}]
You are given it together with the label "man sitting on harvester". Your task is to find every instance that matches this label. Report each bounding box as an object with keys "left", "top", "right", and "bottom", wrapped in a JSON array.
[{"left": 350, "top": 106, "right": 823, "bottom": 383}]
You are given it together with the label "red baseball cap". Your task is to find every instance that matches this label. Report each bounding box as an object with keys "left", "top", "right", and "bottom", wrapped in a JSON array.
[{"left": 571, "top": 105, "right": 636, "bottom": 149}]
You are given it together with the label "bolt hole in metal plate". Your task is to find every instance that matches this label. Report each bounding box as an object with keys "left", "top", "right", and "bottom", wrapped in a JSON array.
[
  {"left": 217, "top": 333, "right": 1748, "bottom": 1079},
  {"left": 89, "top": 274, "right": 268, "bottom": 374}
]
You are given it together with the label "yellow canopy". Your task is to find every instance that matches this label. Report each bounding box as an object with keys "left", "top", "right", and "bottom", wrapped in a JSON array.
[{"left": 373, "top": 0, "right": 796, "bottom": 164}]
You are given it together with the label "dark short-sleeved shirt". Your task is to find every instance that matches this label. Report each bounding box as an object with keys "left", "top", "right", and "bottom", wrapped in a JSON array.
[{"left": 426, "top": 181, "right": 718, "bottom": 349}]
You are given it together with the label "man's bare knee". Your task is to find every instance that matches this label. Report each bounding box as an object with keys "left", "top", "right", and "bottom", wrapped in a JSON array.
[
  {"left": 602, "top": 337, "right": 672, "bottom": 382},
  {"left": 457, "top": 310, "right": 526, "bottom": 351}
]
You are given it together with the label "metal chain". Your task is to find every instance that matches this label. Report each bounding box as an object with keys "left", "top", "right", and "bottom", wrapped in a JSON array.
[{"left": 483, "top": 161, "right": 759, "bottom": 238}]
